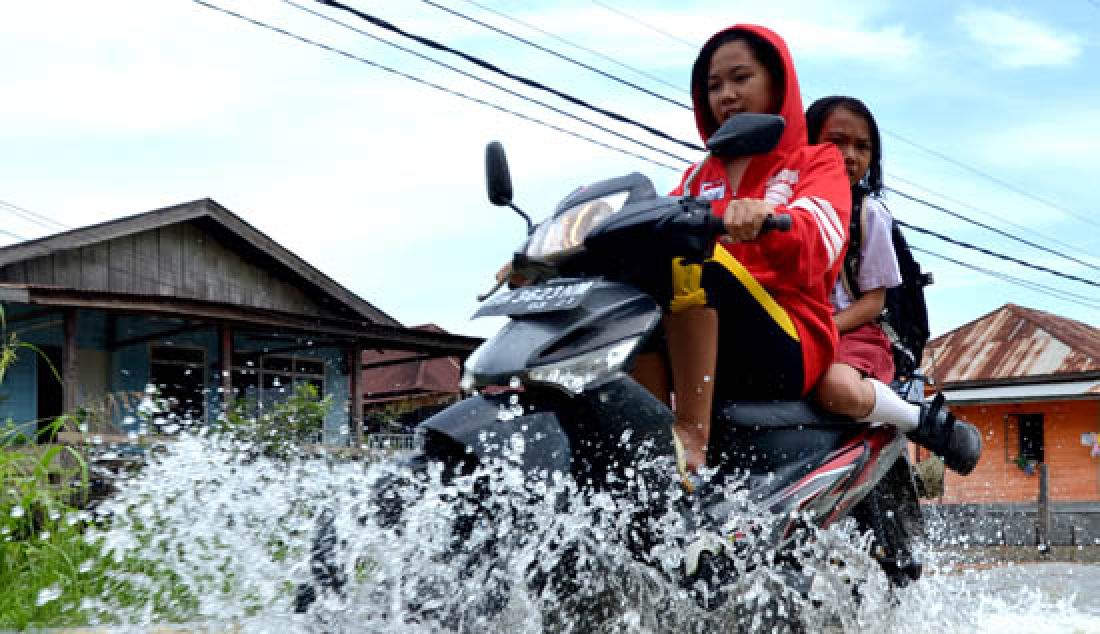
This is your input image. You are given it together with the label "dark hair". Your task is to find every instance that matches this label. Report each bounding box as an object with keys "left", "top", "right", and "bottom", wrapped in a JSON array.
[
  {"left": 805, "top": 96, "right": 883, "bottom": 195},
  {"left": 691, "top": 29, "right": 786, "bottom": 139}
]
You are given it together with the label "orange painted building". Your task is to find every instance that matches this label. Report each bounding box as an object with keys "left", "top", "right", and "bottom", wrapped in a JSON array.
[{"left": 920, "top": 304, "right": 1100, "bottom": 506}]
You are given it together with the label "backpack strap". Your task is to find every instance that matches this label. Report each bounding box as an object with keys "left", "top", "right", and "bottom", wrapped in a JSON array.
[{"left": 840, "top": 186, "right": 870, "bottom": 300}]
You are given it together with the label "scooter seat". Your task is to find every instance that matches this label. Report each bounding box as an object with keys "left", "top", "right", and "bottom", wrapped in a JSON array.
[
  {"left": 720, "top": 400, "right": 854, "bottom": 429},
  {"left": 711, "top": 400, "right": 863, "bottom": 474}
]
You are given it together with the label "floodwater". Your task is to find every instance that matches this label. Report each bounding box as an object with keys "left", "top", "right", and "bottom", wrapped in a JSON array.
[{"left": 57, "top": 433, "right": 1100, "bottom": 633}]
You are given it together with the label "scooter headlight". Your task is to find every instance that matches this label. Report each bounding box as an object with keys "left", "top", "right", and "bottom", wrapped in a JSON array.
[
  {"left": 527, "top": 336, "right": 641, "bottom": 394},
  {"left": 526, "top": 191, "right": 630, "bottom": 262}
]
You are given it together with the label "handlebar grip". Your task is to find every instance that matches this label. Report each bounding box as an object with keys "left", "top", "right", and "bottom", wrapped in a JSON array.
[
  {"left": 703, "top": 212, "right": 792, "bottom": 236},
  {"left": 760, "top": 213, "right": 792, "bottom": 234}
]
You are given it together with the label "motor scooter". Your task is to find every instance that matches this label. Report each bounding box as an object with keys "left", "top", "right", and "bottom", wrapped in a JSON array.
[{"left": 296, "top": 114, "right": 930, "bottom": 617}]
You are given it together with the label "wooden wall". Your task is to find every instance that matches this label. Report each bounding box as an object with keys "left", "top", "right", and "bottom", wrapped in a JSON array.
[
  {"left": 0, "top": 221, "right": 336, "bottom": 318},
  {"left": 929, "top": 399, "right": 1100, "bottom": 504}
]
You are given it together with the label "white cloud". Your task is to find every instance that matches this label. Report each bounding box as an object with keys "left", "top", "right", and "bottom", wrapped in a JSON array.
[{"left": 956, "top": 8, "right": 1083, "bottom": 68}]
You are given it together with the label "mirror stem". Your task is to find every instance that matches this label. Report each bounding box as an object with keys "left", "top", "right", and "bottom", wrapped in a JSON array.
[{"left": 509, "top": 203, "right": 534, "bottom": 234}]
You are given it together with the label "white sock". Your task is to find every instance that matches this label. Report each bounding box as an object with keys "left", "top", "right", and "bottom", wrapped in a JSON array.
[{"left": 856, "top": 379, "right": 920, "bottom": 431}]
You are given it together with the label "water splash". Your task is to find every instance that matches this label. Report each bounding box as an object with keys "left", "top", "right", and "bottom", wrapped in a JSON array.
[{"left": 81, "top": 432, "right": 1100, "bottom": 633}]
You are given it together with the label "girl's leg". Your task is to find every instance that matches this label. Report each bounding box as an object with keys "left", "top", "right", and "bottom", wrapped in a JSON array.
[
  {"left": 664, "top": 305, "right": 717, "bottom": 472},
  {"left": 631, "top": 351, "right": 671, "bottom": 406},
  {"left": 813, "top": 362, "right": 876, "bottom": 418},
  {"left": 814, "top": 362, "right": 920, "bottom": 430},
  {"left": 814, "top": 362, "right": 981, "bottom": 474}
]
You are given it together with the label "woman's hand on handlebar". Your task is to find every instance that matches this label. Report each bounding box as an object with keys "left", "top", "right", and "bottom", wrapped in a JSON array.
[
  {"left": 495, "top": 261, "right": 528, "bottom": 289},
  {"left": 721, "top": 199, "right": 776, "bottom": 243}
]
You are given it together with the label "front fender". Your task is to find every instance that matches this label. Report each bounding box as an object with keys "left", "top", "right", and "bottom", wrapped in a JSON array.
[{"left": 418, "top": 393, "right": 572, "bottom": 476}]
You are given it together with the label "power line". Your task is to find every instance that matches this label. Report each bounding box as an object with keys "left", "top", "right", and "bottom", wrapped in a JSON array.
[
  {"left": 192, "top": 0, "right": 681, "bottom": 171},
  {"left": 0, "top": 227, "right": 25, "bottom": 241},
  {"left": 885, "top": 186, "right": 1100, "bottom": 274},
  {"left": 884, "top": 130, "right": 1100, "bottom": 231},
  {"left": 912, "top": 246, "right": 1100, "bottom": 311},
  {"left": 0, "top": 200, "right": 69, "bottom": 232},
  {"left": 280, "top": 0, "right": 687, "bottom": 164},
  {"left": 418, "top": 0, "right": 691, "bottom": 110},
  {"left": 312, "top": 0, "right": 703, "bottom": 153},
  {"left": 888, "top": 172, "right": 1100, "bottom": 261},
  {"left": 201, "top": 0, "right": 1100, "bottom": 295},
  {"left": 456, "top": 0, "right": 688, "bottom": 96},
  {"left": 586, "top": 0, "right": 697, "bottom": 49},
  {"left": 582, "top": 2, "right": 1100, "bottom": 232},
  {"left": 428, "top": 2, "right": 1100, "bottom": 265},
  {"left": 898, "top": 219, "right": 1100, "bottom": 290}
]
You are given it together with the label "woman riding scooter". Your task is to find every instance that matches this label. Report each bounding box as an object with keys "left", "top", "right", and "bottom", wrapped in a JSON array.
[{"left": 633, "top": 24, "right": 850, "bottom": 478}]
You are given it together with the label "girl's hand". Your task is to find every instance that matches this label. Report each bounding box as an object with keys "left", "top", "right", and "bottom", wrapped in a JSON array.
[
  {"left": 495, "top": 261, "right": 528, "bottom": 288},
  {"left": 722, "top": 199, "right": 776, "bottom": 243}
]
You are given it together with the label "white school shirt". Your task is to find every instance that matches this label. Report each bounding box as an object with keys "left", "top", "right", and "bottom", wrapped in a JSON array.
[{"left": 830, "top": 196, "right": 902, "bottom": 313}]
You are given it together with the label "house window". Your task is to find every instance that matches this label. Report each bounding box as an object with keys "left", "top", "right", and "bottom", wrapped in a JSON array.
[
  {"left": 1018, "top": 413, "right": 1044, "bottom": 463},
  {"left": 150, "top": 345, "right": 206, "bottom": 421},
  {"left": 230, "top": 352, "right": 325, "bottom": 407}
]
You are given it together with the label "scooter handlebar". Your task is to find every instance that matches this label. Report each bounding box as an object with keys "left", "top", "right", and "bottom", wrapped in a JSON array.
[{"left": 701, "top": 211, "right": 792, "bottom": 237}]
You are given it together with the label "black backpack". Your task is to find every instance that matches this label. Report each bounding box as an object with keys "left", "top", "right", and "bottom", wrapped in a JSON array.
[{"left": 842, "top": 186, "right": 933, "bottom": 380}]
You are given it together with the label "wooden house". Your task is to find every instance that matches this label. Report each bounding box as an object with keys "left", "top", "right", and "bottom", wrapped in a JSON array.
[
  {"left": 920, "top": 303, "right": 1100, "bottom": 543},
  {"left": 0, "top": 198, "right": 479, "bottom": 446}
]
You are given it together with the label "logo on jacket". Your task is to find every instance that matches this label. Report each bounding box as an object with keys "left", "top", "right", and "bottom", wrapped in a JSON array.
[{"left": 698, "top": 180, "right": 726, "bottom": 201}]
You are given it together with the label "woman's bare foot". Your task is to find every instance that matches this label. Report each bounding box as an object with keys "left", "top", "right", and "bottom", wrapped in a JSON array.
[{"left": 672, "top": 420, "right": 707, "bottom": 473}]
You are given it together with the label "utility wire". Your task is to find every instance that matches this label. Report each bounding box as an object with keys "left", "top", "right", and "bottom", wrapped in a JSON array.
[
  {"left": 912, "top": 246, "right": 1100, "bottom": 311},
  {"left": 312, "top": 0, "right": 704, "bottom": 153},
  {"left": 888, "top": 172, "right": 1100, "bottom": 261},
  {"left": 416, "top": 2, "right": 1100, "bottom": 266},
  {"left": 456, "top": 0, "right": 688, "bottom": 96},
  {"left": 583, "top": 1, "right": 1100, "bottom": 232},
  {"left": 281, "top": 0, "right": 687, "bottom": 164},
  {"left": 586, "top": 0, "right": 697, "bottom": 48},
  {"left": 884, "top": 130, "right": 1100, "bottom": 231},
  {"left": 201, "top": 1, "right": 1100, "bottom": 292},
  {"left": 0, "top": 200, "right": 69, "bottom": 231},
  {"left": 192, "top": 0, "right": 682, "bottom": 171},
  {"left": 885, "top": 186, "right": 1100, "bottom": 274},
  {"left": 0, "top": 227, "right": 25, "bottom": 241},
  {"left": 898, "top": 219, "right": 1100, "bottom": 290},
  {"left": 418, "top": 0, "right": 691, "bottom": 110}
]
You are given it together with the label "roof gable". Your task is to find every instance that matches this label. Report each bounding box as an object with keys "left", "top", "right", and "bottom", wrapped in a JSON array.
[
  {"left": 924, "top": 303, "right": 1100, "bottom": 384},
  {"left": 0, "top": 199, "right": 397, "bottom": 325}
]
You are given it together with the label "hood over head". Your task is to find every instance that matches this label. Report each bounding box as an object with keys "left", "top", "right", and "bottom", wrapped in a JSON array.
[{"left": 690, "top": 24, "right": 806, "bottom": 159}]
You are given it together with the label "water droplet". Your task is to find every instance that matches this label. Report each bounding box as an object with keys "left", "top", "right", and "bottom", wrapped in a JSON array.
[
  {"left": 703, "top": 375, "right": 712, "bottom": 383},
  {"left": 36, "top": 584, "right": 62, "bottom": 606}
]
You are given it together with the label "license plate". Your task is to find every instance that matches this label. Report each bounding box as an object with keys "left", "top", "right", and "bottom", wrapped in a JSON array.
[{"left": 474, "top": 280, "right": 596, "bottom": 318}]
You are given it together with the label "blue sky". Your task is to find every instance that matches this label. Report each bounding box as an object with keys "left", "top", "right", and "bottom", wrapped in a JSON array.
[{"left": 2, "top": 0, "right": 1098, "bottom": 339}]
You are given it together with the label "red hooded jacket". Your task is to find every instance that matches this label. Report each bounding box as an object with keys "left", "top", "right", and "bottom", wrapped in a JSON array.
[{"left": 671, "top": 24, "right": 851, "bottom": 395}]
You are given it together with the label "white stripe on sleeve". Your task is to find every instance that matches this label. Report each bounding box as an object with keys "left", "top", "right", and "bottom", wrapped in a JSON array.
[{"left": 790, "top": 197, "right": 844, "bottom": 266}]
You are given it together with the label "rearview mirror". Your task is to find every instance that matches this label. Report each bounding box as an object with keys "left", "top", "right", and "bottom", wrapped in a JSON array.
[
  {"left": 485, "top": 141, "right": 513, "bottom": 207},
  {"left": 706, "top": 114, "right": 785, "bottom": 159}
]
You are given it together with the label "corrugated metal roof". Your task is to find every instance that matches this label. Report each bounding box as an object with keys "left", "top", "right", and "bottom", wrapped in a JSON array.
[
  {"left": 923, "top": 303, "right": 1100, "bottom": 385},
  {"left": 361, "top": 324, "right": 462, "bottom": 401},
  {"left": 942, "top": 378, "right": 1100, "bottom": 404}
]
